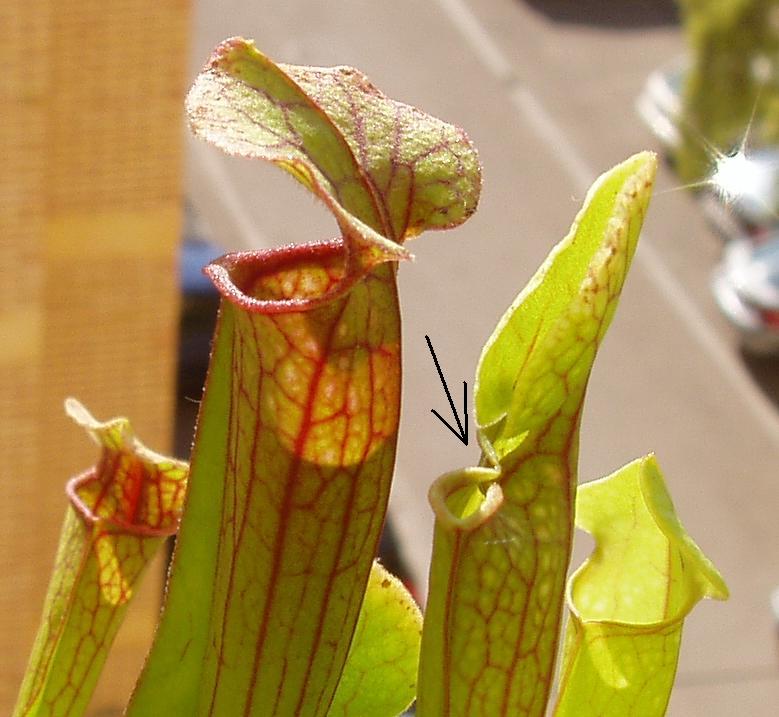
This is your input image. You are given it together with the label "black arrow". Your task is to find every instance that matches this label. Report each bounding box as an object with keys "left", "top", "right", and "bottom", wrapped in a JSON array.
[{"left": 425, "top": 335, "right": 468, "bottom": 446}]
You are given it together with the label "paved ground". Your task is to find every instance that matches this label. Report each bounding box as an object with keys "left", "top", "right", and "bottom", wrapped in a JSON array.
[{"left": 187, "top": 1, "right": 779, "bottom": 713}]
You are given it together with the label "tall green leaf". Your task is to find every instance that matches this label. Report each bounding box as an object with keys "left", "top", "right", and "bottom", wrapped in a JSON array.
[
  {"left": 418, "top": 152, "right": 657, "bottom": 716},
  {"left": 127, "top": 38, "right": 480, "bottom": 717}
]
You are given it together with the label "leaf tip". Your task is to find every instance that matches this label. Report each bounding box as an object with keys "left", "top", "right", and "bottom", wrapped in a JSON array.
[
  {"left": 639, "top": 454, "right": 730, "bottom": 602},
  {"left": 65, "top": 397, "right": 134, "bottom": 450},
  {"left": 206, "top": 35, "right": 260, "bottom": 71},
  {"left": 64, "top": 396, "right": 95, "bottom": 428}
]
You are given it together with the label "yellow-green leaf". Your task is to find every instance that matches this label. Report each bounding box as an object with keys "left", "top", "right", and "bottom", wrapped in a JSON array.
[
  {"left": 553, "top": 455, "right": 728, "bottom": 717},
  {"left": 328, "top": 562, "right": 422, "bottom": 717},
  {"left": 417, "top": 153, "right": 657, "bottom": 717},
  {"left": 476, "top": 152, "right": 655, "bottom": 459},
  {"left": 13, "top": 400, "right": 187, "bottom": 717}
]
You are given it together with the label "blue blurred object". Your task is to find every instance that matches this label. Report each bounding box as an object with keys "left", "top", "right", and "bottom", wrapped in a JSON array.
[
  {"left": 178, "top": 236, "right": 224, "bottom": 397},
  {"left": 181, "top": 236, "right": 224, "bottom": 296}
]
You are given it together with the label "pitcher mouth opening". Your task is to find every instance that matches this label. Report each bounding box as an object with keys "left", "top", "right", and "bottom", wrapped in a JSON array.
[
  {"left": 204, "top": 238, "right": 369, "bottom": 314},
  {"left": 66, "top": 468, "right": 182, "bottom": 537}
]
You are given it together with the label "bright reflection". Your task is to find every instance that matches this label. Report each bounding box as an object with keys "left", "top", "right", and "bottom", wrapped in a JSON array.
[
  {"left": 709, "top": 150, "right": 763, "bottom": 203},
  {"left": 704, "top": 146, "right": 779, "bottom": 226},
  {"left": 653, "top": 60, "right": 779, "bottom": 226}
]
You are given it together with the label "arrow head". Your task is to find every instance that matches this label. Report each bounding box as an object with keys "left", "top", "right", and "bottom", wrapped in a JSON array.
[{"left": 425, "top": 336, "right": 469, "bottom": 446}]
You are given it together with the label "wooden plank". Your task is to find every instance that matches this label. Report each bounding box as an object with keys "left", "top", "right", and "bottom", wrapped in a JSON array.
[{"left": 1, "top": 1, "right": 189, "bottom": 714}]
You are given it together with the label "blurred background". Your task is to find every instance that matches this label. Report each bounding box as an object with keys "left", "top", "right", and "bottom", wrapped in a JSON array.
[{"left": 3, "top": 0, "right": 779, "bottom": 714}]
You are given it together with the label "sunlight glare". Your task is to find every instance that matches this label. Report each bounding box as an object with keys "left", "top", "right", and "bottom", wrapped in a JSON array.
[{"left": 709, "top": 150, "right": 763, "bottom": 203}]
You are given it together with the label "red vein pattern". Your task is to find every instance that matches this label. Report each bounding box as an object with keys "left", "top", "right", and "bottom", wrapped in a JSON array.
[
  {"left": 187, "top": 38, "right": 481, "bottom": 247},
  {"left": 14, "top": 406, "right": 186, "bottom": 717},
  {"left": 418, "top": 157, "right": 656, "bottom": 717},
  {"left": 423, "top": 410, "right": 583, "bottom": 716},
  {"left": 201, "top": 243, "right": 400, "bottom": 716},
  {"left": 126, "top": 39, "right": 481, "bottom": 717}
]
